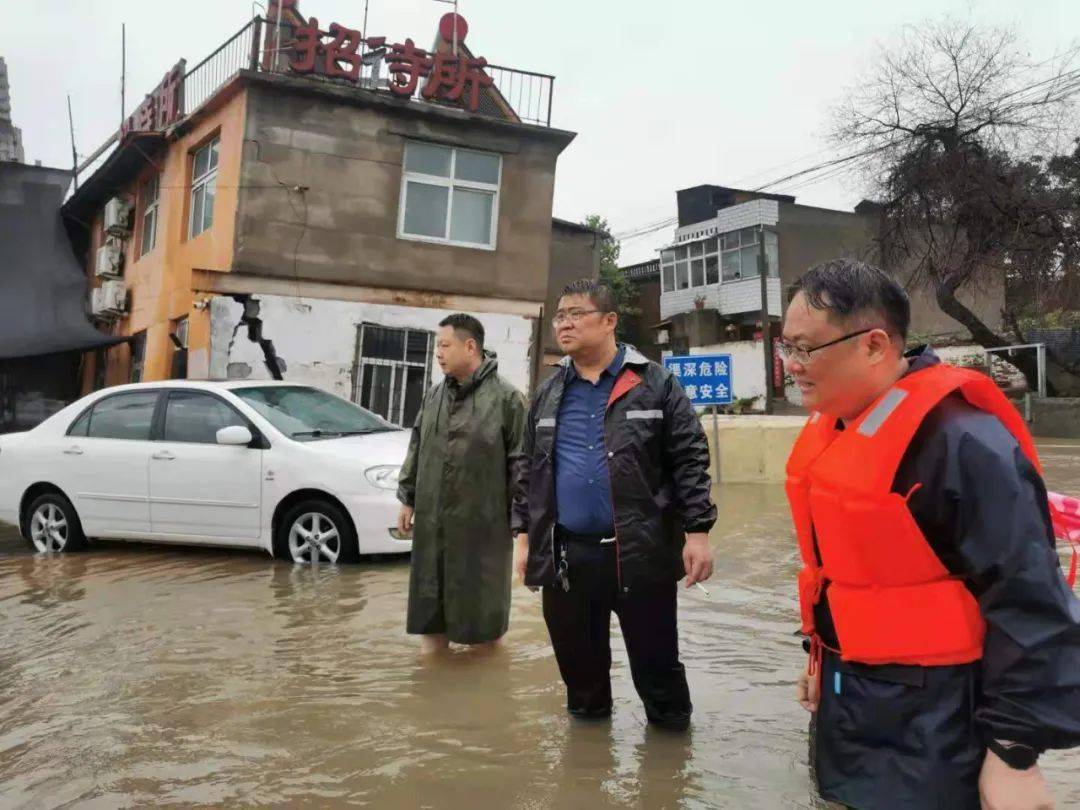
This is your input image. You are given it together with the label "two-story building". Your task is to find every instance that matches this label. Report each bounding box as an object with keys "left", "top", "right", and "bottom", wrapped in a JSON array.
[
  {"left": 622, "top": 184, "right": 1005, "bottom": 409},
  {"left": 62, "top": 3, "right": 595, "bottom": 427}
]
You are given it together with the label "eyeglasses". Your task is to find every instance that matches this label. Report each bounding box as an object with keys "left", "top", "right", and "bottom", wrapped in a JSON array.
[
  {"left": 777, "top": 328, "right": 875, "bottom": 365},
  {"left": 551, "top": 308, "right": 602, "bottom": 327}
]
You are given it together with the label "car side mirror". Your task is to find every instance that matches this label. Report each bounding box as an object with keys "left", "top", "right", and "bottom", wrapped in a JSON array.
[{"left": 217, "top": 426, "right": 254, "bottom": 446}]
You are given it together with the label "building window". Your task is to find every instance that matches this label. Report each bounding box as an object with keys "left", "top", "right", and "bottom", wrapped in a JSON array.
[
  {"left": 661, "top": 229, "right": 778, "bottom": 293},
  {"left": 398, "top": 141, "right": 501, "bottom": 249},
  {"left": 139, "top": 174, "right": 160, "bottom": 257},
  {"left": 189, "top": 136, "right": 220, "bottom": 238},
  {"left": 720, "top": 227, "right": 780, "bottom": 282},
  {"left": 130, "top": 331, "right": 147, "bottom": 383},
  {"left": 353, "top": 324, "right": 433, "bottom": 427},
  {"left": 661, "top": 237, "right": 720, "bottom": 293}
]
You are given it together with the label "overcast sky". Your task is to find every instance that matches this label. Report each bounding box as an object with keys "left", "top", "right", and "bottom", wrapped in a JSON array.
[{"left": 4, "top": 0, "right": 1078, "bottom": 264}]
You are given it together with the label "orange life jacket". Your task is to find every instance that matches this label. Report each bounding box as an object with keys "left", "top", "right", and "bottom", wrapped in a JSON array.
[{"left": 786, "top": 363, "right": 1043, "bottom": 667}]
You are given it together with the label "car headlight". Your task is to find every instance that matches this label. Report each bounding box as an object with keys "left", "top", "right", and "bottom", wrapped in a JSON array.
[{"left": 364, "top": 465, "right": 401, "bottom": 491}]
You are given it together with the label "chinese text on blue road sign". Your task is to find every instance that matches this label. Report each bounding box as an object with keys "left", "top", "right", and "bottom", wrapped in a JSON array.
[{"left": 663, "top": 354, "right": 733, "bottom": 406}]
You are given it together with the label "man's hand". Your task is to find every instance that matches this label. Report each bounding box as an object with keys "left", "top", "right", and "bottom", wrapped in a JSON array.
[
  {"left": 513, "top": 534, "right": 529, "bottom": 584},
  {"left": 397, "top": 505, "right": 414, "bottom": 536},
  {"left": 796, "top": 656, "right": 819, "bottom": 713},
  {"left": 979, "top": 749, "right": 1054, "bottom": 810},
  {"left": 682, "top": 533, "right": 713, "bottom": 587}
]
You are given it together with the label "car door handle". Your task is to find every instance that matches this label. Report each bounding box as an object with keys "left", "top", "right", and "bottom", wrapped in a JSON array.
[
  {"left": 152, "top": 451, "right": 176, "bottom": 461},
  {"left": 62, "top": 446, "right": 84, "bottom": 456}
]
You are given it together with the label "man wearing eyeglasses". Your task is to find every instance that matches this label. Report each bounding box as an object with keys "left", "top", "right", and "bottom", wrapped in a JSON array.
[
  {"left": 511, "top": 279, "right": 717, "bottom": 731},
  {"left": 782, "top": 260, "right": 1080, "bottom": 809}
]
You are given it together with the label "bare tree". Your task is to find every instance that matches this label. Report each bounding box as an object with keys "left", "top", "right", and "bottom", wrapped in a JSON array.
[{"left": 835, "top": 18, "right": 1080, "bottom": 395}]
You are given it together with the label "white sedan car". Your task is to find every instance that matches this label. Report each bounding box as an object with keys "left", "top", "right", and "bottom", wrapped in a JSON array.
[{"left": 0, "top": 381, "right": 413, "bottom": 563}]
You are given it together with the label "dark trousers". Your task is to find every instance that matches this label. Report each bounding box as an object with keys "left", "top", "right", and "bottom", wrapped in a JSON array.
[{"left": 541, "top": 537, "right": 692, "bottom": 730}]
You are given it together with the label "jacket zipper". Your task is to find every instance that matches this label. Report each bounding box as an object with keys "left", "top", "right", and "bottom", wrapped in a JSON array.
[
  {"left": 602, "top": 427, "right": 625, "bottom": 594},
  {"left": 604, "top": 380, "right": 631, "bottom": 595}
]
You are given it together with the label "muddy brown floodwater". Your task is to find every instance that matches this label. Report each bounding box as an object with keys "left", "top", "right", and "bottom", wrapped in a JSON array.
[{"left": 1, "top": 441, "right": 1079, "bottom": 809}]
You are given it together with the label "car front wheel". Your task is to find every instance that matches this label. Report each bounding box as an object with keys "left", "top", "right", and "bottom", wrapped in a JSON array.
[{"left": 276, "top": 499, "right": 359, "bottom": 564}]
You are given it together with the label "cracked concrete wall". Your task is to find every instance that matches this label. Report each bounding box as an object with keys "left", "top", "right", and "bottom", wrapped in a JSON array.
[{"left": 208, "top": 294, "right": 534, "bottom": 400}]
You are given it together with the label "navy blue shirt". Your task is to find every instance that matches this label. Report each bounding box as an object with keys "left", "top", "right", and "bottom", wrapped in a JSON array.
[{"left": 554, "top": 347, "right": 625, "bottom": 536}]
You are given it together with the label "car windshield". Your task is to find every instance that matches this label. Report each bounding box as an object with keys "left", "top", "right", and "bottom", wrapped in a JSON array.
[{"left": 233, "top": 386, "right": 398, "bottom": 441}]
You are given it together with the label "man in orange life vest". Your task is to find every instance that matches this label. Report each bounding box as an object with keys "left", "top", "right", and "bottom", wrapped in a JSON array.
[{"left": 782, "top": 260, "right": 1080, "bottom": 810}]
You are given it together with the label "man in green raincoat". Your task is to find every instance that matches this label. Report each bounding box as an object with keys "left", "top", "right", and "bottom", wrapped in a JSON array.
[{"left": 397, "top": 313, "right": 528, "bottom": 654}]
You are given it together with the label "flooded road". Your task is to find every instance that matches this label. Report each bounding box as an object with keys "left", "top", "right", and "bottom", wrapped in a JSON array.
[{"left": 1, "top": 441, "right": 1078, "bottom": 808}]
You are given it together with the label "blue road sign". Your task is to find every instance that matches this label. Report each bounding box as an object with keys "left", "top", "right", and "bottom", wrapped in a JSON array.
[{"left": 663, "top": 354, "right": 734, "bottom": 406}]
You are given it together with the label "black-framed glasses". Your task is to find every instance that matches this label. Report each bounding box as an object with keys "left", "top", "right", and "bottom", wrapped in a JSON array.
[
  {"left": 777, "top": 328, "right": 875, "bottom": 365},
  {"left": 551, "top": 308, "right": 602, "bottom": 327}
]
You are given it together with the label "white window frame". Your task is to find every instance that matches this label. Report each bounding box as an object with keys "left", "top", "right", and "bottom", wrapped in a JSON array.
[
  {"left": 189, "top": 136, "right": 220, "bottom": 239},
  {"left": 397, "top": 141, "right": 502, "bottom": 251},
  {"left": 139, "top": 174, "right": 160, "bottom": 258},
  {"left": 660, "top": 225, "right": 781, "bottom": 294}
]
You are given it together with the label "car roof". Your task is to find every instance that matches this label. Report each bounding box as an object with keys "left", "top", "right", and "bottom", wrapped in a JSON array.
[{"left": 91, "top": 380, "right": 319, "bottom": 395}]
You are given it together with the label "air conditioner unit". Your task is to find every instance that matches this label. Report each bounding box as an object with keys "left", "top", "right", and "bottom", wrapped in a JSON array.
[
  {"left": 104, "top": 196, "right": 134, "bottom": 236},
  {"left": 91, "top": 280, "right": 127, "bottom": 319},
  {"left": 94, "top": 236, "right": 124, "bottom": 278}
]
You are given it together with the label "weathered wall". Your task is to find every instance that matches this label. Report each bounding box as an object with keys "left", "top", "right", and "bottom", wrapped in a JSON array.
[
  {"left": 209, "top": 294, "right": 535, "bottom": 401},
  {"left": 777, "top": 202, "right": 1005, "bottom": 340},
  {"left": 626, "top": 276, "right": 662, "bottom": 362},
  {"left": 1029, "top": 398, "right": 1080, "bottom": 439},
  {"left": 545, "top": 221, "right": 601, "bottom": 355},
  {"left": 775, "top": 203, "right": 873, "bottom": 300},
  {"left": 235, "top": 78, "right": 571, "bottom": 306},
  {"left": 702, "top": 414, "right": 806, "bottom": 483},
  {"left": 79, "top": 86, "right": 248, "bottom": 390}
]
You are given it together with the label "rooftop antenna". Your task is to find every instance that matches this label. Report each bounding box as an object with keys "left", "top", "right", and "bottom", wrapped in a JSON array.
[
  {"left": 361, "top": 0, "right": 371, "bottom": 63},
  {"left": 121, "top": 23, "right": 126, "bottom": 126},
  {"left": 67, "top": 95, "right": 79, "bottom": 190},
  {"left": 434, "top": 0, "right": 459, "bottom": 55}
]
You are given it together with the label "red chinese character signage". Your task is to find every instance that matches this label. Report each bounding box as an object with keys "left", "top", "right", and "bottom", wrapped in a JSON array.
[
  {"left": 274, "top": 3, "right": 495, "bottom": 113},
  {"left": 121, "top": 60, "right": 186, "bottom": 136}
]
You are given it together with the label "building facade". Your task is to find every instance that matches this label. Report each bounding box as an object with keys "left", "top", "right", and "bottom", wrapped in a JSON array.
[
  {"left": 0, "top": 57, "right": 25, "bottom": 163},
  {"left": 622, "top": 184, "right": 1006, "bottom": 408},
  {"left": 63, "top": 4, "right": 595, "bottom": 426}
]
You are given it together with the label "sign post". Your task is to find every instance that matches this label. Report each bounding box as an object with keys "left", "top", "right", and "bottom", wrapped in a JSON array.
[{"left": 663, "top": 353, "right": 733, "bottom": 485}]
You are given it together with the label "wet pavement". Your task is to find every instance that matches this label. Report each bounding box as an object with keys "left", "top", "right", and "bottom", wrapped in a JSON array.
[{"left": 1, "top": 440, "right": 1079, "bottom": 808}]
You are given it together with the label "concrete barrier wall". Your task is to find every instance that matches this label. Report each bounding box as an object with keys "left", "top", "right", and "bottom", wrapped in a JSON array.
[
  {"left": 1030, "top": 398, "right": 1080, "bottom": 439},
  {"left": 701, "top": 414, "right": 805, "bottom": 483},
  {"left": 701, "top": 402, "right": 1080, "bottom": 485}
]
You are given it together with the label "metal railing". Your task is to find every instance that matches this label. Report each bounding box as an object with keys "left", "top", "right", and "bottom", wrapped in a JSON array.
[
  {"left": 181, "top": 18, "right": 262, "bottom": 116},
  {"left": 179, "top": 17, "right": 555, "bottom": 127},
  {"left": 484, "top": 65, "right": 554, "bottom": 127}
]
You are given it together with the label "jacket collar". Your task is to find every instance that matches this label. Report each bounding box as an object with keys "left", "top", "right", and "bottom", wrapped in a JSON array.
[
  {"left": 558, "top": 342, "right": 650, "bottom": 374},
  {"left": 904, "top": 345, "right": 941, "bottom": 375}
]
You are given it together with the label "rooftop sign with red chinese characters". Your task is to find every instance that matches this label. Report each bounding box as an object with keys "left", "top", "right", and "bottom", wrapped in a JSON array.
[
  {"left": 268, "top": 1, "right": 495, "bottom": 114},
  {"left": 121, "top": 60, "right": 186, "bottom": 137}
]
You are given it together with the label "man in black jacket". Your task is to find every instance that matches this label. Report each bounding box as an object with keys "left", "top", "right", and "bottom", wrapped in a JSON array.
[{"left": 512, "top": 279, "right": 717, "bottom": 731}]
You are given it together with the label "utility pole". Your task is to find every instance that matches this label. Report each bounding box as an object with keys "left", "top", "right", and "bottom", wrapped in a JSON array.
[{"left": 758, "top": 224, "right": 775, "bottom": 414}]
